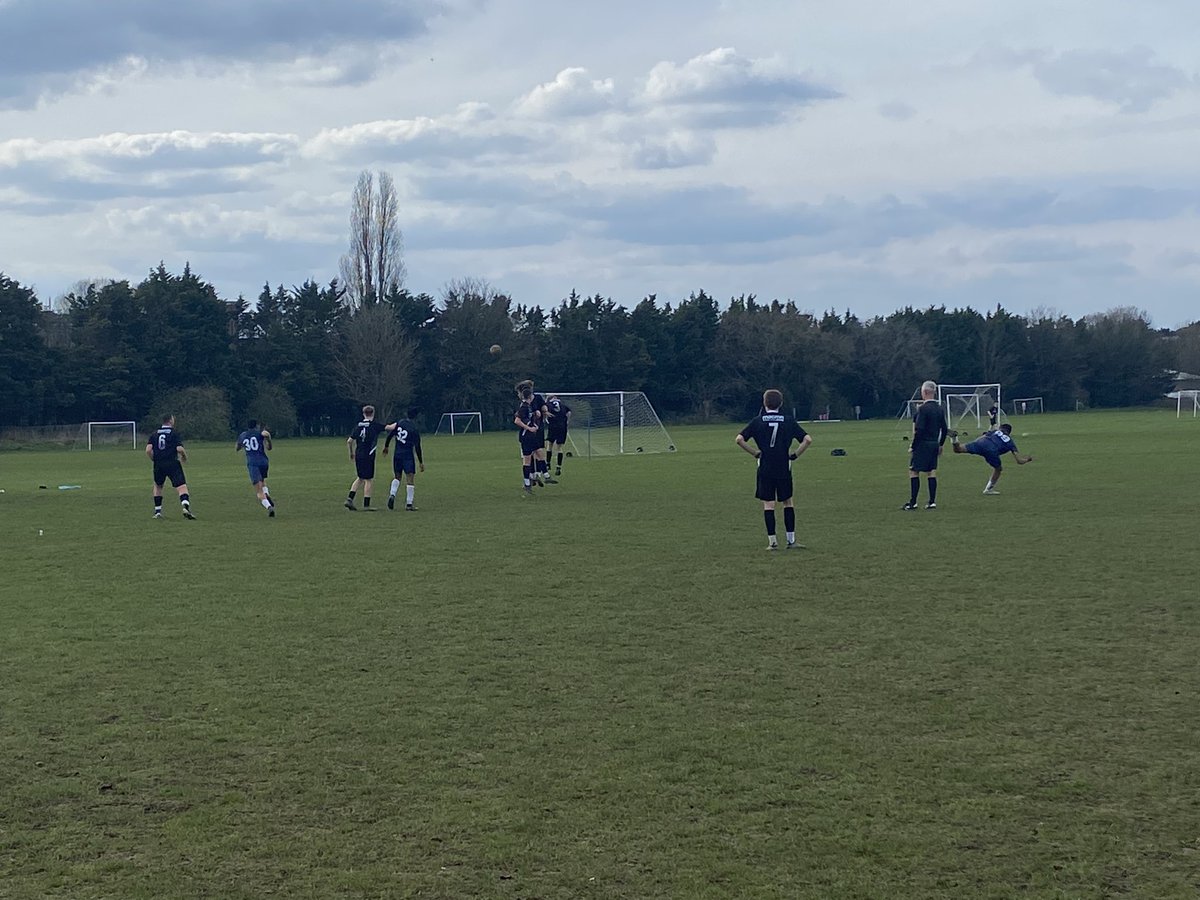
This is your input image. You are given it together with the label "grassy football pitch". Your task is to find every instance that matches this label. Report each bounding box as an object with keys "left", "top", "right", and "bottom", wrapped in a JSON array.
[{"left": 2, "top": 410, "right": 1197, "bottom": 899}]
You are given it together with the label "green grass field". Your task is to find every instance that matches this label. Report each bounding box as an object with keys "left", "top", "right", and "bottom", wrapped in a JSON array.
[{"left": 2, "top": 411, "right": 1198, "bottom": 899}]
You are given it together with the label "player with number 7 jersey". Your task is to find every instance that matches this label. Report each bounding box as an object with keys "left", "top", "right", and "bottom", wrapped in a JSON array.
[{"left": 735, "top": 389, "right": 812, "bottom": 550}]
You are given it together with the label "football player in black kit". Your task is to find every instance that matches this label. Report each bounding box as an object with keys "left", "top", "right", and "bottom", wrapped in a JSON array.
[
  {"left": 546, "top": 394, "right": 571, "bottom": 478},
  {"left": 146, "top": 414, "right": 196, "bottom": 519},
  {"left": 383, "top": 406, "right": 424, "bottom": 510},
  {"left": 514, "top": 382, "right": 544, "bottom": 496},
  {"left": 345, "top": 405, "right": 395, "bottom": 510},
  {"left": 735, "top": 389, "right": 813, "bottom": 550}
]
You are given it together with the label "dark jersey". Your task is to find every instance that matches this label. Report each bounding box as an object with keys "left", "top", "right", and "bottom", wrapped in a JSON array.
[
  {"left": 350, "top": 419, "right": 385, "bottom": 458},
  {"left": 913, "top": 400, "right": 949, "bottom": 445},
  {"left": 237, "top": 429, "right": 270, "bottom": 465},
  {"left": 547, "top": 398, "right": 570, "bottom": 431},
  {"left": 149, "top": 426, "right": 184, "bottom": 463},
  {"left": 515, "top": 400, "right": 538, "bottom": 431},
  {"left": 389, "top": 418, "right": 423, "bottom": 463},
  {"left": 530, "top": 393, "right": 547, "bottom": 436},
  {"left": 980, "top": 430, "right": 1018, "bottom": 455},
  {"left": 739, "top": 413, "right": 808, "bottom": 476}
]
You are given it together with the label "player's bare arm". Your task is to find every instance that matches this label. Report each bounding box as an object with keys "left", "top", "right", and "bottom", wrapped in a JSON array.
[
  {"left": 734, "top": 434, "right": 760, "bottom": 458},
  {"left": 347, "top": 437, "right": 356, "bottom": 460},
  {"left": 789, "top": 434, "right": 813, "bottom": 459},
  {"left": 177, "top": 446, "right": 188, "bottom": 463},
  {"left": 262, "top": 430, "right": 272, "bottom": 451}
]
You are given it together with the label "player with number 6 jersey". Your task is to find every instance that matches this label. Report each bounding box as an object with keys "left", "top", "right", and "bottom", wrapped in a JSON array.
[
  {"left": 735, "top": 389, "right": 812, "bottom": 550},
  {"left": 236, "top": 419, "right": 276, "bottom": 517},
  {"left": 146, "top": 414, "right": 195, "bottom": 520}
]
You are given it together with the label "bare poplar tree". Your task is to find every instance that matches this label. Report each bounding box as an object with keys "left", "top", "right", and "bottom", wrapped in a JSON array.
[{"left": 338, "top": 170, "right": 406, "bottom": 310}]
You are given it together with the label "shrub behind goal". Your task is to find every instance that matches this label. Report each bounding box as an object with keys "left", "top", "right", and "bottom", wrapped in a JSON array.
[{"left": 545, "top": 391, "right": 675, "bottom": 457}]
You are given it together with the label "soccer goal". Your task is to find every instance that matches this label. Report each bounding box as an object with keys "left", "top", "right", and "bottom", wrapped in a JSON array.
[
  {"left": 544, "top": 391, "right": 675, "bottom": 457},
  {"left": 434, "top": 411, "right": 483, "bottom": 435},
  {"left": 78, "top": 421, "right": 138, "bottom": 450},
  {"left": 1175, "top": 390, "right": 1200, "bottom": 418},
  {"left": 938, "top": 384, "right": 1002, "bottom": 430},
  {"left": 1011, "top": 397, "right": 1044, "bottom": 415},
  {"left": 896, "top": 397, "right": 924, "bottom": 421}
]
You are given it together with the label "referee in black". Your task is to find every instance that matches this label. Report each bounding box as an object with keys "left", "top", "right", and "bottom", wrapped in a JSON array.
[{"left": 903, "top": 380, "right": 950, "bottom": 510}]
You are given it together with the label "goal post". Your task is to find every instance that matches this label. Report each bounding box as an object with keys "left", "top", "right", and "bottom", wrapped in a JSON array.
[
  {"left": 1175, "top": 390, "right": 1200, "bottom": 418},
  {"left": 1011, "top": 397, "right": 1044, "bottom": 415},
  {"left": 433, "top": 411, "right": 483, "bottom": 435},
  {"left": 937, "top": 384, "right": 1001, "bottom": 430},
  {"left": 543, "top": 391, "right": 675, "bottom": 457},
  {"left": 82, "top": 421, "right": 138, "bottom": 450}
]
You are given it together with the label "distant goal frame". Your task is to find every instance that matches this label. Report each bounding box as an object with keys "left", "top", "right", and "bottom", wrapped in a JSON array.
[
  {"left": 434, "top": 411, "right": 483, "bottom": 435},
  {"left": 1176, "top": 390, "right": 1200, "bottom": 418},
  {"left": 85, "top": 421, "right": 138, "bottom": 450}
]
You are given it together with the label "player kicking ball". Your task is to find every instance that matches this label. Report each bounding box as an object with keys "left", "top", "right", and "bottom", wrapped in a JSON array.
[{"left": 951, "top": 423, "right": 1033, "bottom": 494}]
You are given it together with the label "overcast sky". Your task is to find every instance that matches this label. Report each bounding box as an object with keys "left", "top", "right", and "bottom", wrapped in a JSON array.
[{"left": 2, "top": 0, "right": 1198, "bottom": 326}]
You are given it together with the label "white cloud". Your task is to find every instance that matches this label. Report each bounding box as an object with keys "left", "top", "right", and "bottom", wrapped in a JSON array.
[
  {"left": 514, "top": 68, "right": 616, "bottom": 118},
  {"left": 3, "top": 2, "right": 1200, "bottom": 327}
]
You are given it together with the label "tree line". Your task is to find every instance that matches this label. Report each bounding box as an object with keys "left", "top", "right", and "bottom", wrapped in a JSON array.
[{"left": 1, "top": 266, "right": 1197, "bottom": 439}]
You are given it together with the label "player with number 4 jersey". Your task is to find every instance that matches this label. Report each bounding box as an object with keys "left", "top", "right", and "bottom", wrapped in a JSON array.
[{"left": 735, "top": 389, "right": 812, "bottom": 550}]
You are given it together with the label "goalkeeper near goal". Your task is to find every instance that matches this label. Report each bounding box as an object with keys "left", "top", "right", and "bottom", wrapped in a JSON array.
[{"left": 735, "top": 388, "right": 813, "bottom": 550}]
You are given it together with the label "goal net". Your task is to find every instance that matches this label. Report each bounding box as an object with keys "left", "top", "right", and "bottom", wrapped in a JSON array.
[
  {"left": 1011, "top": 397, "right": 1044, "bottom": 415},
  {"left": 434, "top": 411, "right": 482, "bottom": 435},
  {"left": 938, "top": 384, "right": 1001, "bottom": 430},
  {"left": 77, "top": 421, "right": 138, "bottom": 450},
  {"left": 544, "top": 391, "right": 675, "bottom": 457}
]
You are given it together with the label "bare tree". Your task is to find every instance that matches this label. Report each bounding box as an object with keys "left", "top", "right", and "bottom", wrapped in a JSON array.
[
  {"left": 331, "top": 304, "right": 414, "bottom": 416},
  {"left": 338, "top": 171, "right": 406, "bottom": 310}
]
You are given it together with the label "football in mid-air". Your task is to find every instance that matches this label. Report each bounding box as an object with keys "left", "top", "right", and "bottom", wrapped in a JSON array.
[{"left": 489, "top": 344, "right": 502, "bottom": 356}]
